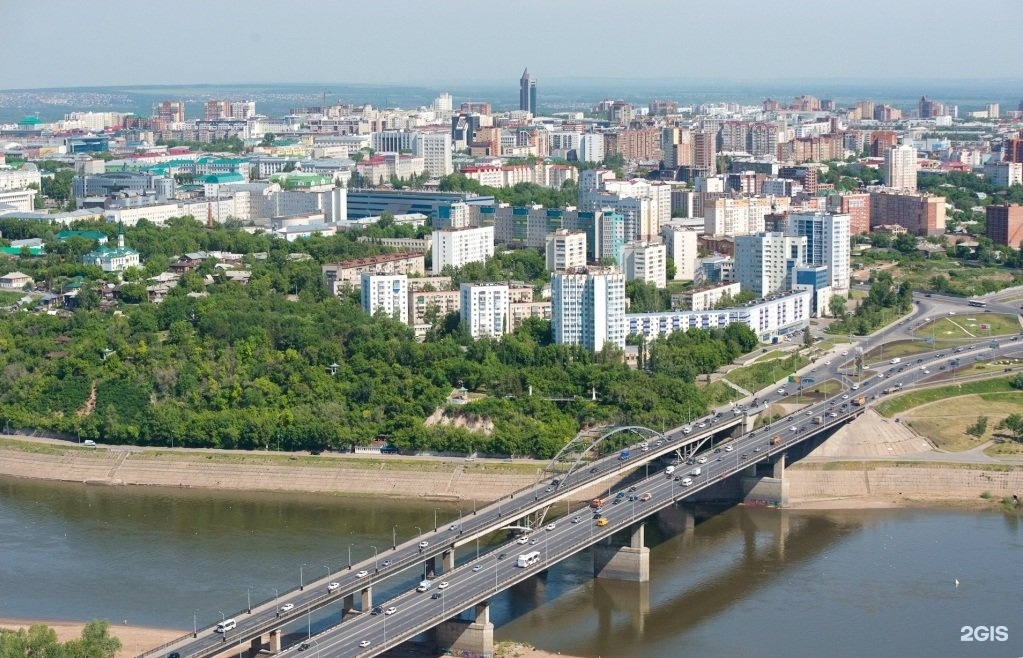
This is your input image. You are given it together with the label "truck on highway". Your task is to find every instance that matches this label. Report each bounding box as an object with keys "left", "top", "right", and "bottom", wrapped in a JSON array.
[
  {"left": 516, "top": 551, "right": 540, "bottom": 568},
  {"left": 812, "top": 415, "right": 824, "bottom": 425},
  {"left": 770, "top": 435, "right": 781, "bottom": 444},
  {"left": 590, "top": 496, "right": 608, "bottom": 508},
  {"left": 852, "top": 396, "right": 866, "bottom": 406}
]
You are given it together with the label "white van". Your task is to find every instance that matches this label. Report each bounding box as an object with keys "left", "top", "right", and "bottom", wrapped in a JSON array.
[
  {"left": 416, "top": 580, "right": 433, "bottom": 592},
  {"left": 665, "top": 465, "right": 676, "bottom": 476},
  {"left": 889, "top": 357, "right": 901, "bottom": 365},
  {"left": 215, "top": 619, "right": 237, "bottom": 633},
  {"left": 690, "top": 467, "right": 702, "bottom": 477}
]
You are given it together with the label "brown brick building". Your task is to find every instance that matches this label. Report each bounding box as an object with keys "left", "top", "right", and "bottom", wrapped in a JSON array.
[
  {"left": 869, "top": 191, "right": 946, "bottom": 236},
  {"left": 985, "top": 204, "right": 1023, "bottom": 247}
]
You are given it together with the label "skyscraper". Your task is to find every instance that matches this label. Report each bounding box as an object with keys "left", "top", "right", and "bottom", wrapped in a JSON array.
[
  {"left": 519, "top": 68, "right": 537, "bottom": 116},
  {"left": 786, "top": 211, "right": 851, "bottom": 294},
  {"left": 551, "top": 268, "right": 626, "bottom": 351},
  {"left": 883, "top": 143, "right": 917, "bottom": 192}
]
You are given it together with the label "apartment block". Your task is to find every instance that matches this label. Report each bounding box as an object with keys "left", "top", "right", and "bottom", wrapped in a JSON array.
[
  {"left": 735, "top": 232, "right": 807, "bottom": 298},
  {"left": 322, "top": 252, "right": 425, "bottom": 295},
  {"left": 551, "top": 268, "right": 626, "bottom": 351},
  {"left": 460, "top": 283, "right": 509, "bottom": 339},
  {"left": 621, "top": 241, "right": 667, "bottom": 289},
  {"left": 361, "top": 273, "right": 409, "bottom": 323},
  {"left": 432, "top": 226, "right": 495, "bottom": 275},
  {"left": 545, "top": 229, "right": 587, "bottom": 271},
  {"left": 869, "top": 191, "right": 946, "bottom": 236},
  {"left": 786, "top": 211, "right": 850, "bottom": 294},
  {"left": 660, "top": 224, "right": 699, "bottom": 281},
  {"left": 675, "top": 282, "right": 742, "bottom": 311},
  {"left": 627, "top": 289, "right": 812, "bottom": 343},
  {"left": 985, "top": 204, "right": 1023, "bottom": 247},
  {"left": 883, "top": 143, "right": 918, "bottom": 192},
  {"left": 826, "top": 193, "right": 871, "bottom": 235}
]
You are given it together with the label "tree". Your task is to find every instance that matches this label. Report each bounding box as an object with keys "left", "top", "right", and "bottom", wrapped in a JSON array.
[
  {"left": 966, "top": 416, "right": 988, "bottom": 438},
  {"left": 996, "top": 413, "right": 1023, "bottom": 443},
  {"left": 802, "top": 326, "right": 813, "bottom": 347},
  {"left": 829, "top": 294, "right": 847, "bottom": 319},
  {"left": 1011, "top": 372, "right": 1023, "bottom": 390},
  {"left": 0, "top": 620, "right": 121, "bottom": 658},
  {"left": 260, "top": 132, "right": 276, "bottom": 147}
]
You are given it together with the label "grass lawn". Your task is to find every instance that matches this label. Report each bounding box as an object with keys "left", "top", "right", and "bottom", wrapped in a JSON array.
[
  {"left": 914, "top": 313, "right": 1021, "bottom": 339},
  {"left": 874, "top": 376, "right": 1017, "bottom": 417},
  {"left": 0, "top": 290, "right": 26, "bottom": 305},
  {"left": 700, "top": 380, "right": 742, "bottom": 405},
  {"left": 902, "top": 391, "right": 1023, "bottom": 451},
  {"left": 862, "top": 339, "right": 959, "bottom": 361},
  {"left": 723, "top": 353, "right": 810, "bottom": 394}
]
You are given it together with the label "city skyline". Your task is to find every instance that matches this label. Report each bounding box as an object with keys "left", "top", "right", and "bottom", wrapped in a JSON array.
[{"left": 4, "top": 0, "right": 1022, "bottom": 90}]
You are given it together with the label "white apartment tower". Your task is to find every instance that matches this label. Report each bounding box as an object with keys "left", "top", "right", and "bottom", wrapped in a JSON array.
[
  {"left": 414, "top": 132, "right": 453, "bottom": 177},
  {"left": 735, "top": 232, "right": 807, "bottom": 298},
  {"left": 360, "top": 273, "right": 409, "bottom": 324},
  {"left": 551, "top": 268, "right": 626, "bottom": 351},
  {"left": 432, "top": 226, "right": 495, "bottom": 274},
  {"left": 660, "top": 224, "right": 699, "bottom": 281},
  {"left": 786, "top": 211, "right": 851, "bottom": 294},
  {"left": 545, "top": 229, "right": 588, "bottom": 272},
  {"left": 433, "top": 93, "right": 453, "bottom": 114},
  {"left": 621, "top": 241, "right": 667, "bottom": 289},
  {"left": 459, "top": 283, "right": 509, "bottom": 339},
  {"left": 883, "top": 143, "right": 918, "bottom": 192}
]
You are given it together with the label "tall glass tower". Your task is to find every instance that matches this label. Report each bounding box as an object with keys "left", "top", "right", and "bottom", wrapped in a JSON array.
[{"left": 519, "top": 68, "right": 537, "bottom": 115}]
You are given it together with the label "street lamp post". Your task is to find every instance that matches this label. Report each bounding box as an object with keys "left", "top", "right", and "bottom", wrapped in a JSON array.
[
  {"left": 348, "top": 544, "right": 352, "bottom": 570},
  {"left": 434, "top": 508, "right": 438, "bottom": 531},
  {"left": 246, "top": 586, "right": 252, "bottom": 614},
  {"left": 300, "top": 564, "right": 306, "bottom": 591},
  {"left": 392, "top": 526, "right": 397, "bottom": 550},
  {"left": 193, "top": 610, "right": 197, "bottom": 638},
  {"left": 371, "top": 546, "right": 378, "bottom": 571},
  {"left": 219, "top": 611, "right": 225, "bottom": 622},
  {"left": 324, "top": 565, "right": 331, "bottom": 583},
  {"left": 414, "top": 526, "right": 422, "bottom": 543},
  {"left": 273, "top": 588, "right": 279, "bottom": 616}
]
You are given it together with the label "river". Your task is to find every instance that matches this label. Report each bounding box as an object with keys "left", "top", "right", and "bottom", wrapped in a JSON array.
[{"left": 1, "top": 476, "right": 1020, "bottom": 657}]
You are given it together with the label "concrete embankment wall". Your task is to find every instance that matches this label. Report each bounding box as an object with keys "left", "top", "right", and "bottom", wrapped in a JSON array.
[{"left": 2, "top": 441, "right": 1021, "bottom": 503}]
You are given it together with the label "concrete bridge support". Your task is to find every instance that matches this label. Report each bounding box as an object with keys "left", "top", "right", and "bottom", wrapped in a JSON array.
[
  {"left": 359, "top": 586, "right": 372, "bottom": 612},
  {"left": 442, "top": 549, "right": 455, "bottom": 574},
  {"left": 268, "top": 630, "right": 281, "bottom": 654},
  {"left": 342, "top": 593, "right": 355, "bottom": 615},
  {"left": 741, "top": 452, "right": 788, "bottom": 507},
  {"left": 248, "top": 637, "right": 262, "bottom": 658},
  {"left": 435, "top": 601, "right": 494, "bottom": 657},
  {"left": 593, "top": 522, "right": 650, "bottom": 582}
]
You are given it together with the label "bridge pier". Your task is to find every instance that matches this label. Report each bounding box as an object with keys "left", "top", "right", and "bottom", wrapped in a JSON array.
[
  {"left": 593, "top": 522, "right": 649, "bottom": 582},
  {"left": 442, "top": 549, "right": 455, "bottom": 574},
  {"left": 248, "top": 636, "right": 262, "bottom": 658},
  {"left": 342, "top": 593, "right": 355, "bottom": 615},
  {"left": 741, "top": 452, "right": 788, "bottom": 507},
  {"left": 435, "top": 600, "right": 494, "bottom": 656},
  {"left": 359, "top": 586, "right": 372, "bottom": 612},
  {"left": 268, "top": 630, "right": 281, "bottom": 654}
]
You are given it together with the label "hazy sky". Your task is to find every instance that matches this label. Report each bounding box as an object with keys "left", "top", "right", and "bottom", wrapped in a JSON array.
[{"left": 4, "top": 0, "right": 1022, "bottom": 90}]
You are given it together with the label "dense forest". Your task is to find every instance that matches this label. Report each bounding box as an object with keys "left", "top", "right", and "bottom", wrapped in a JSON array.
[{"left": 0, "top": 218, "right": 760, "bottom": 458}]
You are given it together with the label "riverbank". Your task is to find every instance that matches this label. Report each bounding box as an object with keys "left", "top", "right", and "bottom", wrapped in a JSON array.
[
  {"left": 2, "top": 434, "right": 1021, "bottom": 509},
  {"left": 0, "top": 619, "right": 573, "bottom": 658}
]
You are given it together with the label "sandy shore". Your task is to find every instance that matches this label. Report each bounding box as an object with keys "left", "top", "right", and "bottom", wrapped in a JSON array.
[
  {"left": 0, "top": 620, "right": 572, "bottom": 658},
  {"left": 0, "top": 618, "right": 184, "bottom": 658}
]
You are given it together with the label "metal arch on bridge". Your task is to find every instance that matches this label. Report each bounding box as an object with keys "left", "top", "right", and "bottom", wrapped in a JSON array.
[{"left": 531, "top": 425, "right": 664, "bottom": 527}]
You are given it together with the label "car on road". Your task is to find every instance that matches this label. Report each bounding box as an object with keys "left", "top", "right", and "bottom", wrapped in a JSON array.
[
  {"left": 298, "top": 643, "right": 309, "bottom": 651},
  {"left": 776, "top": 388, "right": 786, "bottom": 395},
  {"left": 842, "top": 351, "right": 849, "bottom": 356},
  {"left": 544, "top": 486, "right": 553, "bottom": 493},
  {"left": 696, "top": 456, "right": 707, "bottom": 464},
  {"left": 431, "top": 592, "right": 442, "bottom": 599},
  {"left": 371, "top": 605, "right": 383, "bottom": 615},
  {"left": 696, "top": 422, "right": 707, "bottom": 428},
  {"left": 680, "top": 477, "right": 693, "bottom": 486},
  {"left": 359, "top": 641, "right": 371, "bottom": 648},
  {"left": 381, "top": 560, "right": 390, "bottom": 567},
  {"left": 280, "top": 603, "right": 294, "bottom": 613},
  {"left": 545, "top": 523, "right": 556, "bottom": 531},
  {"left": 596, "top": 517, "right": 608, "bottom": 526},
  {"left": 572, "top": 515, "right": 581, "bottom": 523},
  {"left": 530, "top": 538, "right": 539, "bottom": 545},
  {"left": 83, "top": 440, "right": 97, "bottom": 447},
  {"left": 473, "top": 564, "right": 483, "bottom": 572},
  {"left": 724, "top": 445, "right": 734, "bottom": 452},
  {"left": 790, "top": 425, "right": 798, "bottom": 432},
  {"left": 805, "top": 410, "right": 812, "bottom": 415},
  {"left": 437, "top": 581, "right": 449, "bottom": 590},
  {"left": 852, "top": 383, "right": 860, "bottom": 390},
  {"left": 498, "top": 552, "right": 508, "bottom": 560},
  {"left": 168, "top": 653, "right": 179, "bottom": 658},
  {"left": 841, "top": 394, "right": 849, "bottom": 400},
  {"left": 356, "top": 570, "right": 369, "bottom": 578},
  {"left": 449, "top": 524, "right": 457, "bottom": 531},
  {"left": 517, "top": 535, "right": 529, "bottom": 544},
  {"left": 419, "top": 540, "right": 429, "bottom": 549},
  {"left": 327, "top": 582, "right": 340, "bottom": 591},
  {"left": 384, "top": 606, "right": 397, "bottom": 616}
]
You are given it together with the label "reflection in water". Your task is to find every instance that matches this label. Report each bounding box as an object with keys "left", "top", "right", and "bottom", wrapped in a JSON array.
[{"left": 2, "top": 477, "right": 1021, "bottom": 658}]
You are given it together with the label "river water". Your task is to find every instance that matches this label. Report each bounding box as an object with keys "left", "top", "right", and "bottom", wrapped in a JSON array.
[{"left": 1, "top": 476, "right": 1020, "bottom": 657}]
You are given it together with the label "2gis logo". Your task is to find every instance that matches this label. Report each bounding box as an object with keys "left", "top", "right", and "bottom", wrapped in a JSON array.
[{"left": 960, "top": 625, "right": 1008, "bottom": 642}]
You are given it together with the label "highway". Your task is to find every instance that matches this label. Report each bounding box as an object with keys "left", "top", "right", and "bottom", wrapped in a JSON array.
[{"left": 144, "top": 292, "right": 1021, "bottom": 658}]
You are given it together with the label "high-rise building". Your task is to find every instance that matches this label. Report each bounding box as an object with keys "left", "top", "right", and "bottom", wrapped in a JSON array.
[
  {"left": 985, "top": 204, "right": 1023, "bottom": 247},
  {"left": 786, "top": 211, "right": 850, "bottom": 294},
  {"left": 545, "top": 229, "right": 587, "bottom": 272},
  {"left": 433, "top": 93, "right": 453, "bottom": 114},
  {"left": 459, "top": 283, "right": 509, "bottom": 339},
  {"left": 414, "top": 131, "right": 453, "bottom": 177},
  {"left": 519, "top": 68, "right": 537, "bottom": 116},
  {"left": 621, "top": 241, "right": 667, "bottom": 289},
  {"left": 154, "top": 100, "right": 184, "bottom": 124},
  {"left": 660, "top": 224, "right": 699, "bottom": 281},
  {"left": 692, "top": 130, "right": 717, "bottom": 173},
  {"left": 551, "top": 268, "right": 626, "bottom": 351},
  {"left": 869, "top": 130, "right": 899, "bottom": 157},
  {"left": 735, "top": 232, "right": 807, "bottom": 298},
  {"left": 883, "top": 143, "right": 918, "bottom": 192},
  {"left": 827, "top": 193, "right": 871, "bottom": 235},
  {"left": 431, "top": 226, "right": 495, "bottom": 274},
  {"left": 869, "top": 191, "right": 946, "bottom": 236},
  {"left": 360, "top": 273, "right": 408, "bottom": 323},
  {"left": 204, "top": 100, "right": 230, "bottom": 120},
  {"left": 1004, "top": 130, "right": 1023, "bottom": 164}
]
